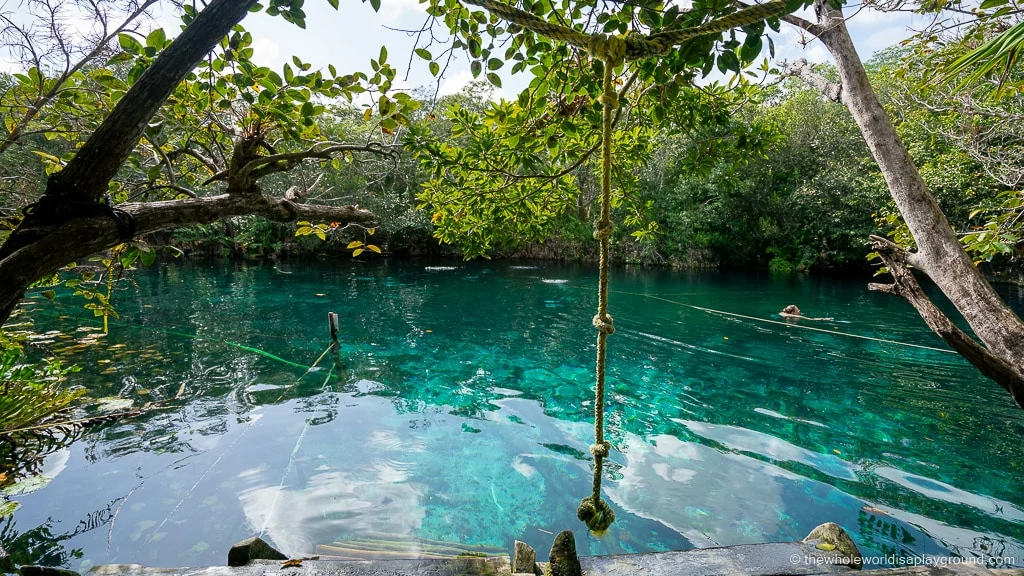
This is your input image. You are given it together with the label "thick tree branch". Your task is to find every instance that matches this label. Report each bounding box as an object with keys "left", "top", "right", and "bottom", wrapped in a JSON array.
[
  {"left": 0, "top": 196, "right": 374, "bottom": 324},
  {"left": 868, "top": 236, "right": 1024, "bottom": 408},
  {"left": 780, "top": 58, "right": 843, "bottom": 103},
  {"left": 780, "top": 13, "right": 827, "bottom": 37}
]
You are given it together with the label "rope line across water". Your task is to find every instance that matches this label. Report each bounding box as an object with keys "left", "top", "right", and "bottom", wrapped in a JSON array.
[
  {"left": 621, "top": 291, "right": 957, "bottom": 354},
  {"left": 259, "top": 363, "right": 337, "bottom": 539}
]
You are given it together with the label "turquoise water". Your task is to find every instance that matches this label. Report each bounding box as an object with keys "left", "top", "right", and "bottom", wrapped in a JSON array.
[{"left": 2, "top": 260, "right": 1023, "bottom": 571}]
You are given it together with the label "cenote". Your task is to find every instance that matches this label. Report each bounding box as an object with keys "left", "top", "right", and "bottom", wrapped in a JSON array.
[{"left": 3, "top": 259, "right": 1023, "bottom": 572}]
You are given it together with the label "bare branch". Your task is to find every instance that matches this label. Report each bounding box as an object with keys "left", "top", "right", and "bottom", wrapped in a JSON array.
[{"left": 779, "top": 58, "right": 843, "bottom": 103}]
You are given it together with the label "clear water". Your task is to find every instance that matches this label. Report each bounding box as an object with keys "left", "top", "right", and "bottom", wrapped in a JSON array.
[{"left": 2, "top": 260, "right": 1023, "bottom": 572}]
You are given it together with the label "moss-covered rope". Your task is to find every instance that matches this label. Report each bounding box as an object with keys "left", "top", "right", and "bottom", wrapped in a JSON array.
[{"left": 575, "top": 54, "right": 618, "bottom": 535}]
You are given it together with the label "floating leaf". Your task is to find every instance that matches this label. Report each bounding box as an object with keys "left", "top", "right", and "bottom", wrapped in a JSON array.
[
  {"left": 815, "top": 543, "right": 837, "bottom": 551},
  {"left": 3, "top": 474, "right": 53, "bottom": 496},
  {"left": 0, "top": 500, "right": 20, "bottom": 517}
]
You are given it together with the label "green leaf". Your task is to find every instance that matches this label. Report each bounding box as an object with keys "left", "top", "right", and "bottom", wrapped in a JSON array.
[
  {"left": 146, "top": 28, "right": 167, "bottom": 49},
  {"left": 379, "top": 45, "right": 388, "bottom": 65},
  {"left": 430, "top": 61, "right": 440, "bottom": 76},
  {"left": 117, "top": 33, "right": 143, "bottom": 54},
  {"left": 486, "top": 73, "right": 502, "bottom": 88},
  {"left": 717, "top": 50, "right": 740, "bottom": 74},
  {"left": 415, "top": 48, "right": 432, "bottom": 60},
  {"left": 327, "top": 0, "right": 340, "bottom": 8},
  {"left": 41, "top": 290, "right": 56, "bottom": 301},
  {"left": 370, "top": 0, "right": 381, "bottom": 11},
  {"left": 140, "top": 248, "right": 157, "bottom": 267},
  {"left": 0, "top": 500, "right": 20, "bottom": 517},
  {"left": 471, "top": 60, "right": 482, "bottom": 78}
]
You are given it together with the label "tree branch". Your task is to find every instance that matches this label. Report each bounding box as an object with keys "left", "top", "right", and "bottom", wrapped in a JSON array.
[
  {"left": 779, "top": 58, "right": 843, "bottom": 103},
  {"left": 236, "top": 142, "right": 400, "bottom": 183},
  {"left": 867, "top": 235, "right": 1024, "bottom": 408},
  {"left": 780, "top": 13, "right": 827, "bottom": 38},
  {"left": 0, "top": 195, "right": 374, "bottom": 324}
]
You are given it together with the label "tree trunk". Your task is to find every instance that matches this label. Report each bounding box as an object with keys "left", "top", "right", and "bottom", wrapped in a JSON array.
[{"left": 787, "top": 1, "right": 1024, "bottom": 407}]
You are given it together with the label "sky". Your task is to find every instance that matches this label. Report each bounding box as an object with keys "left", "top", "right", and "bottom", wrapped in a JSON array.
[{"left": 0, "top": 0, "right": 938, "bottom": 100}]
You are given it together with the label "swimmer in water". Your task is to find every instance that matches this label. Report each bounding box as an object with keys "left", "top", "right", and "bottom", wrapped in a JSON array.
[{"left": 780, "top": 304, "right": 833, "bottom": 321}]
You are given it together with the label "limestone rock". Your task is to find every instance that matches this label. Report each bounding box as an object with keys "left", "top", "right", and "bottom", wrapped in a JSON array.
[
  {"left": 547, "top": 530, "right": 581, "bottom": 576},
  {"left": 513, "top": 540, "right": 536, "bottom": 574},
  {"left": 803, "top": 522, "right": 863, "bottom": 570},
  {"left": 18, "top": 567, "right": 80, "bottom": 576},
  {"left": 226, "top": 536, "right": 287, "bottom": 567}
]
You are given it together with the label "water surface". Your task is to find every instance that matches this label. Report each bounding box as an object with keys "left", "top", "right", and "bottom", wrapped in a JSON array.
[{"left": 2, "top": 260, "right": 1022, "bottom": 571}]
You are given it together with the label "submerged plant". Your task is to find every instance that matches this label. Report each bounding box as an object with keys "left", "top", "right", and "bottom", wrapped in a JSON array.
[{"left": 0, "top": 337, "right": 84, "bottom": 436}]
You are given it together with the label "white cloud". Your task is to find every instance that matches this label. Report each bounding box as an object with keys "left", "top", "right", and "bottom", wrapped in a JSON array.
[
  {"left": 377, "top": 0, "right": 428, "bottom": 23},
  {"left": 437, "top": 69, "right": 473, "bottom": 97},
  {"left": 251, "top": 37, "right": 283, "bottom": 70},
  {"left": 436, "top": 69, "right": 505, "bottom": 101}
]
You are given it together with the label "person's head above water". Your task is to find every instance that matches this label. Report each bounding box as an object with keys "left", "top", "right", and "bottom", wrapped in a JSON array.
[{"left": 782, "top": 305, "right": 801, "bottom": 315}]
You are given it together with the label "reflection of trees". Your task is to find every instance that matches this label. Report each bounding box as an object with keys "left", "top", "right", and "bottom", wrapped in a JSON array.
[
  {"left": 857, "top": 509, "right": 1018, "bottom": 567},
  {"left": 857, "top": 510, "right": 917, "bottom": 558},
  {"left": 0, "top": 427, "right": 81, "bottom": 486},
  {"left": 0, "top": 515, "right": 83, "bottom": 569}
]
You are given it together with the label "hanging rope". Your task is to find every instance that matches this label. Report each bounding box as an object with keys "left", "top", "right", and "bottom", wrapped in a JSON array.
[
  {"left": 575, "top": 55, "right": 618, "bottom": 535},
  {"left": 457, "top": 0, "right": 791, "bottom": 535}
]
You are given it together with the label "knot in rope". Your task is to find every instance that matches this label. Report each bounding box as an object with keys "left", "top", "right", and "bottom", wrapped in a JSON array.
[
  {"left": 592, "top": 313, "right": 615, "bottom": 335},
  {"left": 590, "top": 441, "right": 611, "bottom": 458},
  {"left": 592, "top": 219, "right": 614, "bottom": 240},
  {"left": 577, "top": 495, "right": 615, "bottom": 533},
  {"left": 598, "top": 91, "right": 619, "bottom": 109},
  {"left": 587, "top": 33, "right": 626, "bottom": 65}
]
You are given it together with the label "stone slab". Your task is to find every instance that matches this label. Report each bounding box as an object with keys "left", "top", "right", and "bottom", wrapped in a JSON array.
[
  {"left": 577, "top": 542, "right": 855, "bottom": 576},
  {"left": 85, "top": 543, "right": 1014, "bottom": 576},
  {"left": 89, "top": 556, "right": 512, "bottom": 576}
]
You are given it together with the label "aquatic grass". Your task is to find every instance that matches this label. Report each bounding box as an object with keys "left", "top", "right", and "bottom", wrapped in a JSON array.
[{"left": 0, "top": 344, "right": 85, "bottom": 436}]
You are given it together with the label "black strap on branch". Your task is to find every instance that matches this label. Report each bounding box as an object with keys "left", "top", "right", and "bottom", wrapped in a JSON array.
[{"left": 22, "top": 174, "right": 136, "bottom": 243}]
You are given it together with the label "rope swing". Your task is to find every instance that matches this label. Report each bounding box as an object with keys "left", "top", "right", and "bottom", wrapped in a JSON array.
[
  {"left": 576, "top": 54, "right": 619, "bottom": 534},
  {"left": 460, "top": 0, "right": 791, "bottom": 534}
]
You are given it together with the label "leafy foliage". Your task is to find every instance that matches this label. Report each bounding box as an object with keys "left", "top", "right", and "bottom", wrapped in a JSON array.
[{"left": 0, "top": 335, "right": 83, "bottom": 436}]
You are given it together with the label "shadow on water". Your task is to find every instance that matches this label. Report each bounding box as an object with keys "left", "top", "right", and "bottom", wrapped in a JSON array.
[{"left": 1, "top": 260, "right": 1022, "bottom": 571}]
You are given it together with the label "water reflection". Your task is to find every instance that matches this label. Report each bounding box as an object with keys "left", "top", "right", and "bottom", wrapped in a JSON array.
[{"left": 2, "top": 261, "right": 1022, "bottom": 571}]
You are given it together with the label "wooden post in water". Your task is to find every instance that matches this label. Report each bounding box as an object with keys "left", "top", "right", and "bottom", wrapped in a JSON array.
[{"left": 328, "top": 312, "right": 339, "bottom": 354}]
